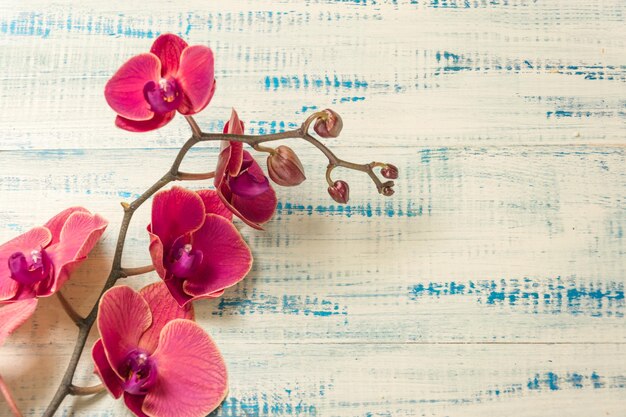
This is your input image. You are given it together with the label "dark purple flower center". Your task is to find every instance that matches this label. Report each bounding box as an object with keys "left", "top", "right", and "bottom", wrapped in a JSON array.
[
  {"left": 8, "top": 249, "right": 53, "bottom": 286},
  {"left": 144, "top": 78, "right": 183, "bottom": 114},
  {"left": 167, "top": 238, "right": 203, "bottom": 278},
  {"left": 121, "top": 350, "right": 157, "bottom": 395}
]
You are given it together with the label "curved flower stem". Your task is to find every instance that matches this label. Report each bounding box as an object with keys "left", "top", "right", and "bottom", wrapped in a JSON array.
[
  {"left": 120, "top": 264, "right": 156, "bottom": 278},
  {"left": 176, "top": 171, "right": 215, "bottom": 181},
  {"left": 68, "top": 383, "right": 105, "bottom": 396},
  {"left": 0, "top": 374, "right": 23, "bottom": 417},
  {"left": 56, "top": 291, "right": 85, "bottom": 326},
  {"left": 43, "top": 112, "right": 393, "bottom": 416}
]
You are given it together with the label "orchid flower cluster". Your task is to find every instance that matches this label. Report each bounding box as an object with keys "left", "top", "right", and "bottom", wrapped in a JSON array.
[{"left": 0, "top": 34, "right": 397, "bottom": 417}]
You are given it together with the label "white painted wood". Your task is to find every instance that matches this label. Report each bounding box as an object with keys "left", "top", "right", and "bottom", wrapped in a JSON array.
[{"left": 0, "top": 0, "right": 625, "bottom": 416}]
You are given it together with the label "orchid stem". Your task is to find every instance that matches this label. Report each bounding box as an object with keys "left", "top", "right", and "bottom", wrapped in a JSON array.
[
  {"left": 177, "top": 171, "right": 215, "bottom": 181},
  {"left": 68, "top": 384, "right": 105, "bottom": 396},
  {"left": 56, "top": 292, "right": 84, "bottom": 326},
  {"left": 0, "top": 374, "right": 24, "bottom": 417},
  {"left": 43, "top": 111, "right": 393, "bottom": 416},
  {"left": 120, "top": 264, "right": 156, "bottom": 277}
]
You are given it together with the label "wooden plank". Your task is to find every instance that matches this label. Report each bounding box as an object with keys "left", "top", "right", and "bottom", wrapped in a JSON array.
[
  {"left": 0, "top": 1, "right": 624, "bottom": 150},
  {"left": 1, "top": 338, "right": 625, "bottom": 416}
]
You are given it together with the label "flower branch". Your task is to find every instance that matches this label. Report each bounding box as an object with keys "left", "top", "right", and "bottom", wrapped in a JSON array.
[
  {"left": 68, "top": 383, "right": 105, "bottom": 396},
  {"left": 56, "top": 292, "right": 84, "bottom": 326}
]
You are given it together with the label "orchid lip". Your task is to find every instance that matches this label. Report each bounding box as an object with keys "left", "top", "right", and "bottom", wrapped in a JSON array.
[
  {"left": 144, "top": 78, "right": 183, "bottom": 114},
  {"left": 121, "top": 349, "right": 157, "bottom": 395},
  {"left": 8, "top": 248, "right": 53, "bottom": 286},
  {"left": 167, "top": 239, "right": 203, "bottom": 278},
  {"left": 228, "top": 170, "right": 270, "bottom": 198}
]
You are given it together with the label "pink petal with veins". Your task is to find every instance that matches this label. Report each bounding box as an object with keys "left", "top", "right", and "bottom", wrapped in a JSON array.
[
  {"left": 143, "top": 320, "right": 228, "bottom": 417},
  {"left": 223, "top": 109, "right": 245, "bottom": 176},
  {"left": 149, "top": 187, "right": 205, "bottom": 253},
  {"left": 125, "top": 393, "right": 150, "bottom": 417},
  {"left": 45, "top": 211, "right": 108, "bottom": 295},
  {"left": 105, "top": 53, "right": 161, "bottom": 121},
  {"left": 97, "top": 286, "right": 152, "bottom": 378},
  {"left": 115, "top": 111, "right": 176, "bottom": 133},
  {"left": 138, "top": 282, "right": 194, "bottom": 354},
  {"left": 150, "top": 34, "right": 188, "bottom": 78},
  {"left": 0, "top": 227, "right": 52, "bottom": 301},
  {"left": 0, "top": 299, "right": 38, "bottom": 346},
  {"left": 43, "top": 207, "right": 89, "bottom": 246},
  {"left": 182, "top": 214, "right": 252, "bottom": 299},
  {"left": 176, "top": 45, "right": 215, "bottom": 115},
  {"left": 92, "top": 339, "right": 124, "bottom": 399},
  {"left": 196, "top": 189, "right": 233, "bottom": 220}
]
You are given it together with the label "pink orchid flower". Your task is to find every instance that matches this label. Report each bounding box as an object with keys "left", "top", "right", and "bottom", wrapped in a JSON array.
[
  {"left": 92, "top": 282, "right": 228, "bottom": 417},
  {"left": 0, "top": 299, "right": 37, "bottom": 417},
  {"left": 105, "top": 33, "right": 216, "bottom": 132},
  {"left": 214, "top": 109, "right": 278, "bottom": 229},
  {"left": 0, "top": 207, "right": 108, "bottom": 306},
  {"left": 147, "top": 186, "right": 252, "bottom": 307}
]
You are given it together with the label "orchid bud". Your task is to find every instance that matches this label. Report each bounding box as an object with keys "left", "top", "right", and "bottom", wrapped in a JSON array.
[
  {"left": 381, "top": 185, "right": 395, "bottom": 197},
  {"left": 381, "top": 164, "right": 398, "bottom": 180},
  {"left": 267, "top": 146, "right": 306, "bottom": 187},
  {"left": 328, "top": 180, "right": 350, "bottom": 204},
  {"left": 314, "top": 109, "right": 343, "bottom": 138}
]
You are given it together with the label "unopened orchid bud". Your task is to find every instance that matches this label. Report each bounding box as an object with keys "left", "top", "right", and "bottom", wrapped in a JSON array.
[
  {"left": 328, "top": 180, "right": 350, "bottom": 204},
  {"left": 381, "top": 185, "right": 395, "bottom": 197},
  {"left": 267, "top": 146, "right": 306, "bottom": 187},
  {"left": 314, "top": 109, "right": 343, "bottom": 138},
  {"left": 381, "top": 164, "right": 398, "bottom": 180}
]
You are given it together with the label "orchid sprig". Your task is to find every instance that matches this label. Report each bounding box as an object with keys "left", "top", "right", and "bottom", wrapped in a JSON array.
[{"left": 0, "top": 33, "right": 397, "bottom": 417}]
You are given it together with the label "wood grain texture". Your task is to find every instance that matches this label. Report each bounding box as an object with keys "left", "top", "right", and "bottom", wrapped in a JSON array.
[{"left": 0, "top": 0, "right": 625, "bottom": 416}]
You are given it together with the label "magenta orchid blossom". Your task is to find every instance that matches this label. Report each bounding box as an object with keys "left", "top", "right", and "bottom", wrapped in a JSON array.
[
  {"left": 0, "top": 207, "right": 107, "bottom": 306},
  {"left": 214, "top": 109, "right": 278, "bottom": 229},
  {"left": 105, "top": 33, "right": 216, "bottom": 132},
  {"left": 147, "top": 186, "right": 252, "bottom": 307},
  {"left": 92, "top": 282, "right": 227, "bottom": 417}
]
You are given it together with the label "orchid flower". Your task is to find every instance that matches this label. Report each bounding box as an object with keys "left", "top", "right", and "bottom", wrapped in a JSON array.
[
  {"left": 92, "top": 282, "right": 227, "bottom": 417},
  {"left": 105, "top": 33, "right": 216, "bottom": 132},
  {"left": 147, "top": 186, "right": 252, "bottom": 307},
  {"left": 0, "top": 207, "right": 107, "bottom": 308},
  {"left": 214, "top": 109, "right": 278, "bottom": 229}
]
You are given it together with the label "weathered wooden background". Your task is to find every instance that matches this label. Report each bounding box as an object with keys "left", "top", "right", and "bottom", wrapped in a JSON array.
[{"left": 1, "top": 0, "right": 625, "bottom": 416}]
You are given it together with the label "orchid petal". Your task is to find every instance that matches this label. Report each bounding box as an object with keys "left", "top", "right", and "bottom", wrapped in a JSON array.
[
  {"left": 97, "top": 286, "right": 152, "bottom": 377},
  {"left": 144, "top": 320, "right": 228, "bottom": 417},
  {"left": 223, "top": 109, "right": 245, "bottom": 176},
  {"left": 124, "top": 393, "right": 150, "bottom": 417},
  {"left": 178, "top": 80, "right": 216, "bottom": 116},
  {"left": 0, "top": 299, "right": 38, "bottom": 346},
  {"left": 92, "top": 339, "right": 124, "bottom": 399},
  {"left": 176, "top": 45, "right": 215, "bottom": 115},
  {"left": 0, "top": 227, "right": 52, "bottom": 301},
  {"left": 183, "top": 214, "right": 252, "bottom": 298},
  {"left": 150, "top": 34, "right": 188, "bottom": 78},
  {"left": 150, "top": 187, "right": 205, "bottom": 254},
  {"left": 115, "top": 111, "right": 176, "bottom": 133},
  {"left": 45, "top": 211, "right": 108, "bottom": 295},
  {"left": 196, "top": 190, "right": 232, "bottom": 220},
  {"left": 43, "top": 207, "right": 89, "bottom": 246},
  {"left": 105, "top": 53, "right": 161, "bottom": 121},
  {"left": 147, "top": 231, "right": 167, "bottom": 280},
  {"left": 138, "top": 282, "right": 194, "bottom": 354}
]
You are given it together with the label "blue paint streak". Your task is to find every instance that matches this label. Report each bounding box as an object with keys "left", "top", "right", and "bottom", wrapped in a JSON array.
[
  {"left": 409, "top": 277, "right": 624, "bottom": 317},
  {"left": 215, "top": 396, "right": 317, "bottom": 416},
  {"left": 276, "top": 201, "right": 418, "bottom": 218},
  {"left": 213, "top": 290, "right": 347, "bottom": 319},
  {"left": 263, "top": 75, "right": 369, "bottom": 91}
]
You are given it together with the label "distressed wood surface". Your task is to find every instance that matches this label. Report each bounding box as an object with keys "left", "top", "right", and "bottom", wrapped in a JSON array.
[{"left": 0, "top": 0, "right": 625, "bottom": 416}]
